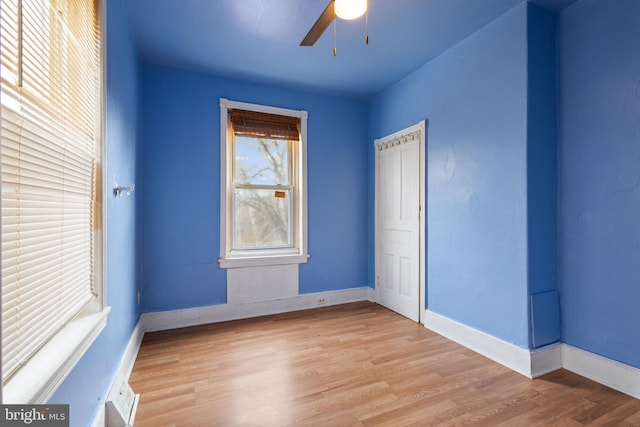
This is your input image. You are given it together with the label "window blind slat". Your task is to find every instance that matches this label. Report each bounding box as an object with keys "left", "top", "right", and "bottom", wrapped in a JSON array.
[
  {"left": 2, "top": 97, "right": 96, "bottom": 158},
  {"left": 3, "top": 237, "right": 91, "bottom": 274}
]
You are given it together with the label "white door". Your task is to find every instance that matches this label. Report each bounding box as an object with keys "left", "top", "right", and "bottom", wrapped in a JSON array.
[{"left": 375, "top": 126, "right": 423, "bottom": 322}]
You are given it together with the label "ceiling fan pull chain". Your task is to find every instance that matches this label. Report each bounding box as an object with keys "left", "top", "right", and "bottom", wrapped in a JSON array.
[
  {"left": 365, "top": 1, "right": 369, "bottom": 45},
  {"left": 333, "top": 19, "right": 337, "bottom": 56}
]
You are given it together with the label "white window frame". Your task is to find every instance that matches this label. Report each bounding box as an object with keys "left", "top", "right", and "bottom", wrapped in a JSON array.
[
  {"left": 0, "top": 0, "right": 109, "bottom": 403},
  {"left": 219, "top": 99, "right": 309, "bottom": 269}
]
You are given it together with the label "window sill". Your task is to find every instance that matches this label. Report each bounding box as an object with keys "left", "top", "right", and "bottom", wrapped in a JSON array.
[
  {"left": 218, "top": 253, "right": 309, "bottom": 269},
  {"left": 2, "top": 306, "right": 111, "bottom": 403}
]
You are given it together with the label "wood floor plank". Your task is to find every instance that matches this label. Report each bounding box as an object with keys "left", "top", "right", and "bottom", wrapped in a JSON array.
[{"left": 129, "top": 302, "right": 640, "bottom": 426}]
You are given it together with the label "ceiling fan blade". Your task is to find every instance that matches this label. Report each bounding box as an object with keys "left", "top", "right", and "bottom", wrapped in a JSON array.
[{"left": 300, "top": 1, "right": 335, "bottom": 46}]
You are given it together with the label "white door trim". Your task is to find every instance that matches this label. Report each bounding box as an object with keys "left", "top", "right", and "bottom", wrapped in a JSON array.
[{"left": 374, "top": 121, "right": 426, "bottom": 324}]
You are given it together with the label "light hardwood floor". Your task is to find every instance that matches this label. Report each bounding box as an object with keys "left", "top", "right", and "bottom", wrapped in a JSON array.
[{"left": 129, "top": 302, "right": 640, "bottom": 426}]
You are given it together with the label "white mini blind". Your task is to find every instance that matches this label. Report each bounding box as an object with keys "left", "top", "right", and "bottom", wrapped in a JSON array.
[{"left": 1, "top": 0, "right": 101, "bottom": 383}]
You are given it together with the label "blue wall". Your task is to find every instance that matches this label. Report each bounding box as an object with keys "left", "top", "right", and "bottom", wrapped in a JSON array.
[
  {"left": 42, "top": 1, "right": 640, "bottom": 424},
  {"left": 526, "top": 4, "right": 559, "bottom": 348},
  {"left": 369, "top": 4, "right": 530, "bottom": 347},
  {"left": 558, "top": 0, "right": 640, "bottom": 368},
  {"left": 48, "top": 1, "right": 141, "bottom": 426},
  {"left": 139, "top": 65, "right": 369, "bottom": 312}
]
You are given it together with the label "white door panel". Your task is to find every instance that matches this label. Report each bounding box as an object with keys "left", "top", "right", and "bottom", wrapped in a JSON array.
[{"left": 376, "top": 136, "right": 420, "bottom": 322}]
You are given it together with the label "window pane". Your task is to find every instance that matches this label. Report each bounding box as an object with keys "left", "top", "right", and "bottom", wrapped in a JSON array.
[
  {"left": 235, "top": 137, "right": 289, "bottom": 185},
  {"left": 233, "top": 188, "right": 291, "bottom": 249}
]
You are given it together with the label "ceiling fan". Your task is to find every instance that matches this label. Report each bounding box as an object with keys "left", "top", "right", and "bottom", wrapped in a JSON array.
[{"left": 300, "top": 0, "right": 368, "bottom": 47}]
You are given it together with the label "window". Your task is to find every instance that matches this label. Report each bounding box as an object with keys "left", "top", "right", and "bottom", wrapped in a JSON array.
[
  {"left": 1, "top": 0, "right": 107, "bottom": 403},
  {"left": 219, "top": 99, "right": 308, "bottom": 268},
  {"left": 233, "top": 135, "right": 292, "bottom": 249}
]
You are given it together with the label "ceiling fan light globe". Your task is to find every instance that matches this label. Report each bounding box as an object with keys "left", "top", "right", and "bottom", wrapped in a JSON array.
[{"left": 334, "top": 0, "right": 367, "bottom": 20}]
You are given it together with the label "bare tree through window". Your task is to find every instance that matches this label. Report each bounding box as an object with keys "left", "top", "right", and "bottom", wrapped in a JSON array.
[{"left": 233, "top": 136, "right": 292, "bottom": 248}]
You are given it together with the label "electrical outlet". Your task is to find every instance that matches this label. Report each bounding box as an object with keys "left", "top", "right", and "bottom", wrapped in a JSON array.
[{"left": 318, "top": 298, "right": 327, "bottom": 305}]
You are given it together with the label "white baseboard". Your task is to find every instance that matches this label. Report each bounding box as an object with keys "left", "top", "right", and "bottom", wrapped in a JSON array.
[
  {"left": 367, "top": 286, "right": 376, "bottom": 303},
  {"left": 90, "top": 319, "right": 144, "bottom": 427},
  {"left": 118, "top": 319, "right": 145, "bottom": 381},
  {"left": 531, "top": 342, "right": 563, "bottom": 377},
  {"left": 424, "top": 309, "right": 640, "bottom": 399},
  {"left": 424, "top": 310, "right": 539, "bottom": 378},
  {"left": 562, "top": 344, "right": 640, "bottom": 399},
  {"left": 90, "top": 403, "right": 105, "bottom": 427},
  {"left": 142, "top": 287, "right": 370, "bottom": 332}
]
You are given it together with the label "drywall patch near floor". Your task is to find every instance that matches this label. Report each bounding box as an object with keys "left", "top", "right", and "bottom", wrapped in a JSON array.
[{"left": 227, "top": 264, "right": 298, "bottom": 304}]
